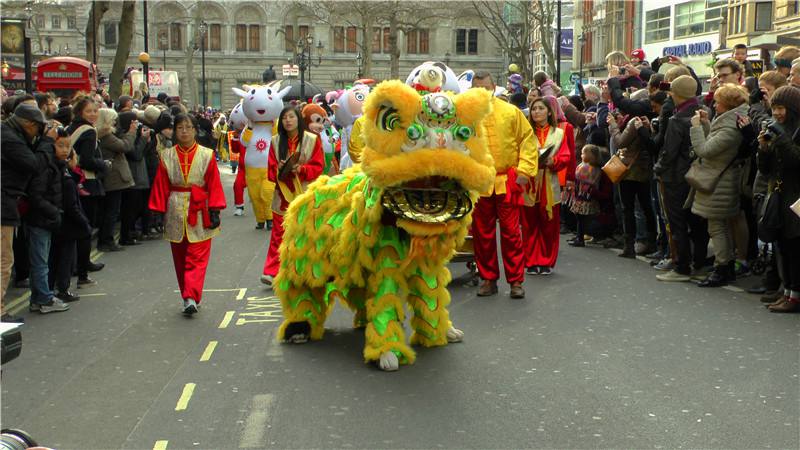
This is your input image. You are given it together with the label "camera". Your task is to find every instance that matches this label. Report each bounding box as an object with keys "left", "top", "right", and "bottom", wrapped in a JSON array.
[
  {"left": 761, "top": 119, "right": 783, "bottom": 141},
  {"left": 751, "top": 88, "right": 765, "bottom": 103},
  {"left": 0, "top": 428, "right": 40, "bottom": 450},
  {"left": 658, "top": 81, "right": 671, "bottom": 91},
  {"left": 619, "top": 67, "right": 627, "bottom": 76},
  {"left": 651, "top": 117, "right": 660, "bottom": 133}
]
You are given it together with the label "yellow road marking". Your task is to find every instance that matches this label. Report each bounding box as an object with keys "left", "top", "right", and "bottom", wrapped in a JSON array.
[
  {"left": 218, "top": 311, "right": 235, "bottom": 328},
  {"left": 175, "top": 383, "right": 196, "bottom": 411},
  {"left": 153, "top": 440, "right": 169, "bottom": 450},
  {"left": 200, "top": 341, "right": 218, "bottom": 361}
]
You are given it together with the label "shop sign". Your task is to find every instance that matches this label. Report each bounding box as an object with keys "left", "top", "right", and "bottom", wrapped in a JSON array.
[
  {"left": 750, "top": 60, "right": 764, "bottom": 77},
  {"left": 662, "top": 41, "right": 713, "bottom": 57}
]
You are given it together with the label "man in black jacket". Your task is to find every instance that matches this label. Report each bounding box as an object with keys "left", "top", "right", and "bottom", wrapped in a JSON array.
[
  {"left": 26, "top": 120, "right": 70, "bottom": 314},
  {"left": 653, "top": 76, "right": 710, "bottom": 282},
  {"left": 0, "top": 104, "right": 43, "bottom": 321}
]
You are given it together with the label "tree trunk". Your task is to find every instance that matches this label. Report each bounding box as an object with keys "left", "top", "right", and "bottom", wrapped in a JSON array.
[
  {"left": 389, "top": 14, "right": 400, "bottom": 79},
  {"left": 360, "top": 14, "right": 373, "bottom": 78},
  {"left": 84, "top": 1, "right": 110, "bottom": 61},
  {"left": 109, "top": 0, "right": 136, "bottom": 100}
]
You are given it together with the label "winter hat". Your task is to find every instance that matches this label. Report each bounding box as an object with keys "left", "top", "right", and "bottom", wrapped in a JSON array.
[
  {"left": 631, "top": 49, "right": 646, "bottom": 61},
  {"left": 117, "top": 110, "right": 138, "bottom": 132},
  {"left": 154, "top": 111, "right": 173, "bottom": 133},
  {"left": 770, "top": 85, "right": 800, "bottom": 118},
  {"left": 141, "top": 105, "right": 162, "bottom": 127},
  {"left": 631, "top": 88, "right": 650, "bottom": 102},
  {"left": 116, "top": 95, "right": 133, "bottom": 111},
  {"left": 670, "top": 75, "right": 697, "bottom": 101},
  {"left": 13, "top": 103, "right": 46, "bottom": 126},
  {"left": 157, "top": 92, "right": 169, "bottom": 104}
]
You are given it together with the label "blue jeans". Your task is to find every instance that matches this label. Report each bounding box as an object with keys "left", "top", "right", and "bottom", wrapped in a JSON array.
[{"left": 28, "top": 225, "right": 54, "bottom": 305}]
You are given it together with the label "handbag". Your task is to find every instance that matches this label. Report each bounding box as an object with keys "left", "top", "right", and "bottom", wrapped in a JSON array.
[
  {"left": 602, "top": 153, "right": 630, "bottom": 184},
  {"left": 758, "top": 186, "right": 783, "bottom": 243},
  {"left": 685, "top": 156, "right": 738, "bottom": 195},
  {"left": 791, "top": 196, "right": 800, "bottom": 219}
]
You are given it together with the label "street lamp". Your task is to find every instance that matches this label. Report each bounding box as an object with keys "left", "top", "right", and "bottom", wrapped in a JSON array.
[
  {"left": 356, "top": 52, "right": 363, "bottom": 79},
  {"left": 578, "top": 32, "right": 586, "bottom": 85},
  {"left": 139, "top": 51, "right": 150, "bottom": 89},
  {"left": 199, "top": 21, "right": 207, "bottom": 107},
  {"left": 160, "top": 35, "right": 168, "bottom": 70},
  {"left": 295, "top": 35, "right": 323, "bottom": 101}
]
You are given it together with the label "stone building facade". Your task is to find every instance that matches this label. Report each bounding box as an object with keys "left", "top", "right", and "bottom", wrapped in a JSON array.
[{"left": 1, "top": 0, "right": 505, "bottom": 109}]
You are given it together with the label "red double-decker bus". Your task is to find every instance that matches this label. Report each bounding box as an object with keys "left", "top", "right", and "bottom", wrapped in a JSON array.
[{"left": 36, "top": 56, "right": 98, "bottom": 98}]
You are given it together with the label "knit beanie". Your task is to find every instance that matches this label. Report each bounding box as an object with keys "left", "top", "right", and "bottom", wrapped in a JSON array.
[
  {"left": 118, "top": 111, "right": 138, "bottom": 132},
  {"left": 670, "top": 75, "right": 697, "bottom": 101},
  {"left": 141, "top": 105, "right": 162, "bottom": 127},
  {"left": 770, "top": 85, "right": 800, "bottom": 118},
  {"left": 154, "top": 111, "right": 173, "bottom": 133}
]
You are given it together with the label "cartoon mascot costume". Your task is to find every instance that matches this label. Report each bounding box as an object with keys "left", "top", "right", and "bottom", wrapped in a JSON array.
[
  {"left": 275, "top": 77, "right": 495, "bottom": 371},
  {"left": 232, "top": 84, "right": 291, "bottom": 229}
]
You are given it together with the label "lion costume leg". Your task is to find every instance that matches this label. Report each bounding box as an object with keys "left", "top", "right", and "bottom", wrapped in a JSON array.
[
  {"left": 276, "top": 281, "right": 328, "bottom": 343},
  {"left": 363, "top": 228, "right": 415, "bottom": 371},
  {"left": 407, "top": 267, "right": 453, "bottom": 347}
]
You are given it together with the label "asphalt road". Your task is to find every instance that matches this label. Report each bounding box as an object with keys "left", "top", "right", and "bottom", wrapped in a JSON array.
[{"left": 2, "top": 169, "right": 799, "bottom": 449}]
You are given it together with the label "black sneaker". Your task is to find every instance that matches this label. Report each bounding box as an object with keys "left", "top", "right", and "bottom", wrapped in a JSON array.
[
  {"left": 183, "top": 298, "right": 198, "bottom": 315},
  {"left": 87, "top": 262, "right": 105, "bottom": 272},
  {"left": 98, "top": 242, "right": 125, "bottom": 252},
  {"left": 119, "top": 239, "right": 142, "bottom": 246},
  {"left": 77, "top": 277, "right": 97, "bottom": 288},
  {"left": 39, "top": 298, "right": 70, "bottom": 314},
  {"left": 1, "top": 313, "right": 24, "bottom": 323},
  {"left": 539, "top": 267, "right": 553, "bottom": 276},
  {"left": 55, "top": 291, "right": 81, "bottom": 302},
  {"left": 255, "top": 222, "right": 265, "bottom": 230},
  {"left": 266, "top": 220, "right": 273, "bottom": 230},
  {"left": 526, "top": 266, "right": 540, "bottom": 275}
]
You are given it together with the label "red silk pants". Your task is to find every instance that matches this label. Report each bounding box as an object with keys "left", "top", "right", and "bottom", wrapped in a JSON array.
[
  {"left": 471, "top": 193, "right": 524, "bottom": 284},
  {"left": 521, "top": 203, "right": 561, "bottom": 268},
  {"left": 233, "top": 166, "right": 247, "bottom": 207},
  {"left": 171, "top": 237, "right": 212, "bottom": 303},
  {"left": 262, "top": 213, "right": 284, "bottom": 277}
]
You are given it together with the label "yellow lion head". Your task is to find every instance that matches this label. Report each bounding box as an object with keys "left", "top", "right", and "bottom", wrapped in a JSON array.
[{"left": 359, "top": 80, "right": 495, "bottom": 235}]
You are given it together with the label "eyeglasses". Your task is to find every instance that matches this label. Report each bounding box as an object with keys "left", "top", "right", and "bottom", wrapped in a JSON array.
[{"left": 176, "top": 126, "right": 195, "bottom": 132}]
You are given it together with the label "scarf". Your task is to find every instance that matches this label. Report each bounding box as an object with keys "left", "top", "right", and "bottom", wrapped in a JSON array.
[{"left": 574, "top": 162, "right": 601, "bottom": 201}]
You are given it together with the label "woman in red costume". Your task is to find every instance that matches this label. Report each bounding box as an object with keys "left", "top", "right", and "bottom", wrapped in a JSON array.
[
  {"left": 260, "top": 106, "right": 324, "bottom": 286},
  {"left": 149, "top": 114, "right": 226, "bottom": 315},
  {"left": 521, "top": 98, "right": 571, "bottom": 276}
]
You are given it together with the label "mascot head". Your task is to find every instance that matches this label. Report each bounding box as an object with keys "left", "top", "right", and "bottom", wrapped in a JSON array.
[
  {"left": 326, "top": 83, "right": 370, "bottom": 128},
  {"left": 227, "top": 101, "right": 249, "bottom": 131},
  {"left": 405, "top": 61, "right": 462, "bottom": 94},
  {"left": 232, "top": 84, "right": 291, "bottom": 123},
  {"left": 360, "top": 80, "right": 495, "bottom": 236},
  {"left": 301, "top": 103, "right": 328, "bottom": 134}
]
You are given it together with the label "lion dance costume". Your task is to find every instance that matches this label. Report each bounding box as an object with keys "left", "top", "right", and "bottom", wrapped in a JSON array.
[{"left": 276, "top": 79, "right": 495, "bottom": 371}]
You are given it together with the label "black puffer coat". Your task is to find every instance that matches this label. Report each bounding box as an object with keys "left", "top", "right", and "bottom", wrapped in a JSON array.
[
  {"left": 26, "top": 137, "right": 63, "bottom": 231},
  {"left": 1, "top": 118, "right": 40, "bottom": 226}
]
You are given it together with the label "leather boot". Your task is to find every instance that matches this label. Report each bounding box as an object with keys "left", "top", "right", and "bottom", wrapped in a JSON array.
[
  {"left": 769, "top": 299, "right": 800, "bottom": 313},
  {"left": 477, "top": 279, "right": 498, "bottom": 297},
  {"left": 697, "top": 264, "right": 731, "bottom": 287},
  {"left": 618, "top": 235, "right": 636, "bottom": 258},
  {"left": 637, "top": 232, "right": 657, "bottom": 256},
  {"left": 509, "top": 282, "right": 525, "bottom": 299}
]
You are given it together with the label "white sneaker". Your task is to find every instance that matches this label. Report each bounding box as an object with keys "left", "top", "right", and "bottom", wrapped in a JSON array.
[
  {"left": 260, "top": 274, "right": 274, "bottom": 286},
  {"left": 233, "top": 206, "right": 244, "bottom": 217},
  {"left": 183, "top": 298, "right": 198, "bottom": 315},
  {"left": 39, "top": 298, "right": 70, "bottom": 314}
]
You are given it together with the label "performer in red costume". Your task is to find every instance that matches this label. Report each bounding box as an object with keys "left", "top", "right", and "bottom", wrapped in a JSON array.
[
  {"left": 230, "top": 129, "right": 247, "bottom": 216},
  {"left": 260, "top": 106, "right": 324, "bottom": 286},
  {"left": 521, "top": 97, "right": 571, "bottom": 276},
  {"left": 149, "top": 114, "right": 227, "bottom": 315},
  {"left": 470, "top": 71, "right": 538, "bottom": 299}
]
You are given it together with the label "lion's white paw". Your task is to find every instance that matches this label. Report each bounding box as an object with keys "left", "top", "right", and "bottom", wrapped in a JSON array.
[
  {"left": 446, "top": 326, "right": 464, "bottom": 343},
  {"left": 286, "top": 334, "right": 308, "bottom": 344},
  {"left": 379, "top": 351, "right": 399, "bottom": 371}
]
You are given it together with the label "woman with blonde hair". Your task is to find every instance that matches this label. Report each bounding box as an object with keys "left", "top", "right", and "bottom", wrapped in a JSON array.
[
  {"left": 606, "top": 50, "right": 644, "bottom": 90},
  {"left": 97, "top": 108, "right": 136, "bottom": 252},
  {"left": 687, "top": 83, "right": 749, "bottom": 287}
]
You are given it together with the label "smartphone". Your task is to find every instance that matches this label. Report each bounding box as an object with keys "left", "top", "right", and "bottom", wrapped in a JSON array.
[{"left": 658, "top": 81, "right": 671, "bottom": 91}]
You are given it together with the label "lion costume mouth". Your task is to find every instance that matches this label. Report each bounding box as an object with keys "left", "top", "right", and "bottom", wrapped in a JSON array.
[{"left": 381, "top": 176, "right": 473, "bottom": 223}]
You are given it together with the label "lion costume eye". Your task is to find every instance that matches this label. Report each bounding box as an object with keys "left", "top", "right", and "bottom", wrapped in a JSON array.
[
  {"left": 378, "top": 105, "right": 401, "bottom": 131},
  {"left": 452, "top": 124, "right": 473, "bottom": 141},
  {"left": 355, "top": 92, "right": 366, "bottom": 102},
  {"left": 406, "top": 123, "right": 424, "bottom": 140}
]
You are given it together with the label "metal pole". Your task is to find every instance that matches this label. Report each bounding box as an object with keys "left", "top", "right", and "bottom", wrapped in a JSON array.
[
  {"left": 91, "top": 1, "right": 97, "bottom": 65},
  {"left": 579, "top": 34, "right": 584, "bottom": 83},
  {"left": 163, "top": 47, "right": 166, "bottom": 71},
  {"left": 555, "top": 0, "right": 562, "bottom": 87},
  {"left": 142, "top": 0, "right": 148, "bottom": 52},
  {"left": 300, "top": 53, "right": 306, "bottom": 101},
  {"left": 201, "top": 37, "right": 206, "bottom": 107},
  {"left": 24, "top": 35, "right": 32, "bottom": 93}
]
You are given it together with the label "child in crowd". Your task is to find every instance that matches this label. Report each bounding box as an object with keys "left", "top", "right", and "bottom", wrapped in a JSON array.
[{"left": 568, "top": 145, "right": 602, "bottom": 247}]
